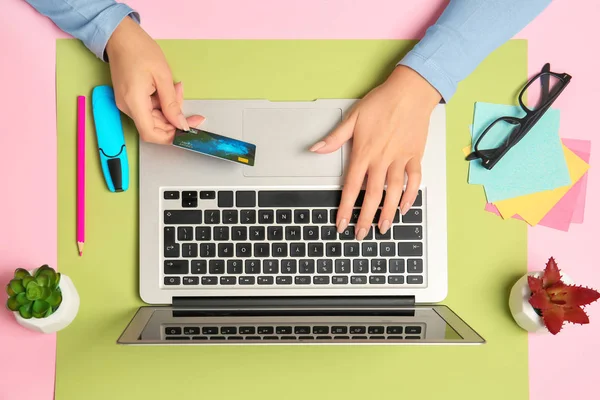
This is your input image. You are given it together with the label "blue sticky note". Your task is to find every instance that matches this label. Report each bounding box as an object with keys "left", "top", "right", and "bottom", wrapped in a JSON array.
[{"left": 468, "top": 102, "right": 570, "bottom": 202}]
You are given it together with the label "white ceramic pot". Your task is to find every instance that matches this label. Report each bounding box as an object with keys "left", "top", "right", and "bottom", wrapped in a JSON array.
[
  {"left": 13, "top": 268, "right": 80, "bottom": 334},
  {"left": 509, "top": 271, "right": 573, "bottom": 333}
]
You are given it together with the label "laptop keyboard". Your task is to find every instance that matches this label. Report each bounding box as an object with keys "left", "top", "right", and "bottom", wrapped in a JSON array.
[
  {"left": 163, "top": 323, "right": 424, "bottom": 341},
  {"left": 161, "top": 188, "right": 426, "bottom": 288}
]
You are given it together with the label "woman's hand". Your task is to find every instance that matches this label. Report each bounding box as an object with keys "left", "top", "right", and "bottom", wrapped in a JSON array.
[
  {"left": 105, "top": 17, "right": 204, "bottom": 143},
  {"left": 310, "top": 65, "right": 441, "bottom": 240}
]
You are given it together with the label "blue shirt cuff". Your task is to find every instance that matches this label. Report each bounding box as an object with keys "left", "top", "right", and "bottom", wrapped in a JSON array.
[
  {"left": 88, "top": 3, "right": 140, "bottom": 61},
  {"left": 397, "top": 51, "right": 456, "bottom": 103}
]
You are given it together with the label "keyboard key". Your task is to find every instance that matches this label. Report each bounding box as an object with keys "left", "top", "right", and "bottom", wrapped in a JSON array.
[
  {"left": 281, "top": 336, "right": 296, "bottom": 340},
  {"left": 413, "top": 190, "right": 423, "bottom": 206},
  {"left": 204, "top": 210, "right": 220, "bottom": 224},
  {"left": 240, "top": 327, "right": 256, "bottom": 334},
  {"left": 299, "top": 260, "right": 315, "bottom": 274},
  {"left": 398, "top": 242, "right": 423, "bottom": 256},
  {"left": 272, "top": 243, "right": 288, "bottom": 257},
  {"left": 361, "top": 242, "right": 377, "bottom": 257},
  {"left": 164, "top": 227, "right": 176, "bottom": 244},
  {"left": 164, "top": 243, "right": 180, "bottom": 258},
  {"left": 285, "top": 226, "right": 301, "bottom": 240},
  {"left": 403, "top": 209, "right": 422, "bottom": 223},
  {"left": 218, "top": 243, "right": 234, "bottom": 258},
  {"left": 276, "top": 276, "right": 293, "bottom": 285},
  {"left": 231, "top": 227, "right": 247, "bottom": 241},
  {"left": 406, "top": 326, "right": 422, "bottom": 334},
  {"left": 276, "top": 210, "right": 292, "bottom": 224},
  {"left": 213, "top": 227, "right": 229, "bottom": 241},
  {"left": 258, "top": 210, "right": 274, "bottom": 224},
  {"left": 164, "top": 210, "right": 202, "bottom": 224},
  {"left": 200, "top": 190, "right": 215, "bottom": 199},
  {"left": 329, "top": 209, "right": 338, "bottom": 224},
  {"left": 364, "top": 227, "right": 374, "bottom": 240},
  {"left": 394, "top": 225, "right": 423, "bottom": 240},
  {"left": 166, "top": 336, "right": 189, "bottom": 340},
  {"left": 344, "top": 243, "right": 360, "bottom": 257},
  {"left": 334, "top": 336, "right": 350, "bottom": 340},
  {"left": 201, "top": 277, "right": 218, "bottom": 285},
  {"left": 302, "top": 226, "right": 319, "bottom": 241},
  {"left": 209, "top": 260, "right": 225, "bottom": 274},
  {"left": 267, "top": 226, "right": 284, "bottom": 240},
  {"left": 371, "top": 259, "right": 386, "bottom": 273},
  {"left": 389, "top": 259, "right": 405, "bottom": 274},
  {"left": 239, "top": 276, "right": 255, "bottom": 285},
  {"left": 183, "top": 276, "right": 199, "bottom": 285},
  {"left": 326, "top": 242, "right": 342, "bottom": 257},
  {"left": 388, "top": 275, "right": 405, "bottom": 284},
  {"left": 191, "top": 260, "right": 207, "bottom": 274},
  {"left": 220, "top": 276, "right": 236, "bottom": 285},
  {"left": 353, "top": 259, "right": 369, "bottom": 273},
  {"left": 313, "top": 276, "right": 330, "bottom": 285},
  {"left": 263, "top": 336, "right": 279, "bottom": 340},
  {"left": 332, "top": 276, "right": 349, "bottom": 284},
  {"left": 387, "top": 326, "right": 403, "bottom": 334},
  {"left": 369, "top": 275, "right": 385, "bottom": 284},
  {"left": 195, "top": 227, "right": 211, "bottom": 241},
  {"left": 182, "top": 191, "right": 197, "bottom": 199},
  {"left": 313, "top": 326, "right": 329, "bottom": 334},
  {"left": 368, "top": 326, "right": 384, "bottom": 334},
  {"left": 241, "top": 210, "right": 256, "bottom": 224},
  {"left": 227, "top": 260, "right": 243, "bottom": 274},
  {"left": 254, "top": 243, "right": 270, "bottom": 257},
  {"left": 351, "top": 276, "right": 367, "bottom": 284},
  {"left": 164, "top": 276, "right": 180, "bottom": 285},
  {"left": 294, "top": 210, "right": 310, "bottom": 224},
  {"left": 210, "top": 336, "right": 227, "bottom": 340},
  {"left": 236, "top": 191, "right": 256, "bottom": 207},
  {"left": 263, "top": 260, "right": 279, "bottom": 274},
  {"left": 164, "top": 260, "right": 188, "bottom": 275},
  {"left": 181, "top": 198, "right": 197, "bottom": 208},
  {"left": 250, "top": 226, "right": 266, "bottom": 240},
  {"left": 294, "top": 326, "right": 311, "bottom": 334},
  {"left": 258, "top": 276, "right": 274, "bottom": 285},
  {"left": 218, "top": 191, "right": 234, "bottom": 207},
  {"left": 312, "top": 210, "right": 328, "bottom": 224},
  {"left": 321, "top": 226, "right": 337, "bottom": 240},
  {"left": 407, "top": 259, "right": 424, "bottom": 273},
  {"left": 380, "top": 242, "right": 395, "bottom": 257},
  {"left": 339, "top": 226, "right": 355, "bottom": 240},
  {"left": 352, "top": 336, "right": 368, "bottom": 340},
  {"left": 407, "top": 275, "right": 424, "bottom": 284},
  {"left": 222, "top": 210, "right": 238, "bottom": 224},
  {"left": 290, "top": 243, "right": 306, "bottom": 257},
  {"left": 202, "top": 327, "right": 219, "bottom": 335},
  {"left": 236, "top": 243, "right": 252, "bottom": 257},
  {"left": 295, "top": 276, "right": 311, "bottom": 285},
  {"left": 221, "top": 327, "right": 237, "bottom": 335},
  {"left": 258, "top": 326, "right": 274, "bottom": 335},
  {"left": 182, "top": 243, "right": 198, "bottom": 258},
  {"left": 332, "top": 326, "right": 348, "bottom": 334},
  {"left": 281, "top": 260, "right": 297, "bottom": 274},
  {"left": 308, "top": 243, "right": 324, "bottom": 257},
  {"left": 350, "top": 326, "right": 366, "bottom": 334},
  {"left": 165, "top": 327, "right": 182, "bottom": 335},
  {"left": 370, "top": 336, "right": 385, "bottom": 340},
  {"left": 164, "top": 191, "right": 180, "bottom": 200},
  {"left": 317, "top": 259, "right": 333, "bottom": 274},
  {"left": 245, "top": 260, "right": 261, "bottom": 274},
  {"left": 276, "top": 326, "right": 292, "bottom": 334},
  {"left": 335, "top": 259, "right": 351, "bottom": 274},
  {"left": 258, "top": 190, "right": 342, "bottom": 207},
  {"left": 375, "top": 229, "right": 391, "bottom": 240}
]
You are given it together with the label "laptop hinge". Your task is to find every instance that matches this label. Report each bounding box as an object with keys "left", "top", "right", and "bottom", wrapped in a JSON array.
[{"left": 172, "top": 296, "right": 415, "bottom": 309}]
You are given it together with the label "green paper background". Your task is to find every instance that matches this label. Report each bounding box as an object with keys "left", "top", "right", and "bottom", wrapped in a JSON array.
[{"left": 56, "top": 39, "right": 528, "bottom": 399}]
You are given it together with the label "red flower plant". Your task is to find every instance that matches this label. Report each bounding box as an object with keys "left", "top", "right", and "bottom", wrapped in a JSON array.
[{"left": 528, "top": 257, "right": 600, "bottom": 335}]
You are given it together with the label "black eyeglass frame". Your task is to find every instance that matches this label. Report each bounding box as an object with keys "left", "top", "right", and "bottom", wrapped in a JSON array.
[{"left": 466, "top": 64, "right": 572, "bottom": 170}]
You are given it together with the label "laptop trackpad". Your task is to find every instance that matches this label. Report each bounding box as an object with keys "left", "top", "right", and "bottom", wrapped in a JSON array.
[{"left": 242, "top": 108, "right": 343, "bottom": 177}]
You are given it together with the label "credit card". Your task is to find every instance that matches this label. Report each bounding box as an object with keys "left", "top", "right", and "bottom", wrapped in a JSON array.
[{"left": 172, "top": 127, "right": 256, "bottom": 166}]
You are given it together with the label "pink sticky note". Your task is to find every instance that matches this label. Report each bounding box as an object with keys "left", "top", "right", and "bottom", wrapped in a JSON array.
[{"left": 562, "top": 139, "right": 592, "bottom": 223}]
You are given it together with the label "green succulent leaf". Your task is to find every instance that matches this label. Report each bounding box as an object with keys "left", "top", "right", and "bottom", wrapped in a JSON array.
[
  {"left": 22, "top": 275, "right": 35, "bottom": 288},
  {"left": 19, "top": 303, "right": 32, "bottom": 319},
  {"left": 16, "top": 292, "right": 29, "bottom": 305},
  {"left": 55, "top": 272, "right": 61, "bottom": 287},
  {"left": 46, "top": 290, "right": 62, "bottom": 307},
  {"left": 26, "top": 282, "right": 43, "bottom": 301},
  {"left": 33, "top": 299, "right": 50, "bottom": 315},
  {"left": 14, "top": 268, "right": 30, "bottom": 279},
  {"left": 7, "top": 296, "right": 19, "bottom": 311},
  {"left": 9, "top": 279, "right": 24, "bottom": 294},
  {"left": 44, "top": 307, "right": 54, "bottom": 317},
  {"left": 35, "top": 274, "right": 50, "bottom": 287},
  {"left": 6, "top": 284, "right": 16, "bottom": 297}
]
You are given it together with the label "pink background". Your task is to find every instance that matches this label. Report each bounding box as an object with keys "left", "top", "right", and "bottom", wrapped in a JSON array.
[{"left": 1, "top": 0, "right": 598, "bottom": 399}]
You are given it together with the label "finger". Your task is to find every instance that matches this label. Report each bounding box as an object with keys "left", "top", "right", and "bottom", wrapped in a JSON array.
[
  {"left": 378, "top": 161, "right": 406, "bottom": 234},
  {"left": 153, "top": 110, "right": 206, "bottom": 136},
  {"left": 126, "top": 92, "right": 162, "bottom": 143},
  {"left": 154, "top": 71, "right": 190, "bottom": 131},
  {"left": 355, "top": 163, "right": 387, "bottom": 240},
  {"left": 336, "top": 157, "right": 368, "bottom": 234},
  {"left": 187, "top": 115, "right": 206, "bottom": 129},
  {"left": 309, "top": 112, "right": 357, "bottom": 153},
  {"left": 400, "top": 158, "right": 422, "bottom": 215}
]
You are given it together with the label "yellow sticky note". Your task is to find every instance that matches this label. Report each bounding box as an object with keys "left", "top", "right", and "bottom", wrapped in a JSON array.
[{"left": 494, "top": 145, "right": 589, "bottom": 225}]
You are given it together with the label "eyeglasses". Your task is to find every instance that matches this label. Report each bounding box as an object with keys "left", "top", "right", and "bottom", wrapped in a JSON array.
[{"left": 466, "top": 63, "right": 572, "bottom": 170}]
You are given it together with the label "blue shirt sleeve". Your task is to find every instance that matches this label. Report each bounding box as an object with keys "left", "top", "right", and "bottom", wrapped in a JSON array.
[
  {"left": 24, "top": 0, "right": 139, "bottom": 61},
  {"left": 398, "top": 0, "right": 552, "bottom": 101}
]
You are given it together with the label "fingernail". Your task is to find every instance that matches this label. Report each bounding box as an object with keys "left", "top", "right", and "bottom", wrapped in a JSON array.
[
  {"left": 356, "top": 228, "right": 367, "bottom": 241},
  {"left": 380, "top": 220, "right": 390, "bottom": 234},
  {"left": 179, "top": 114, "right": 190, "bottom": 131},
  {"left": 309, "top": 141, "right": 326, "bottom": 152},
  {"left": 401, "top": 203, "right": 411, "bottom": 215},
  {"left": 337, "top": 218, "right": 348, "bottom": 233}
]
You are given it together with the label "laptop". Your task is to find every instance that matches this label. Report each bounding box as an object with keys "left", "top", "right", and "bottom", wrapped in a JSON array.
[{"left": 117, "top": 99, "right": 485, "bottom": 345}]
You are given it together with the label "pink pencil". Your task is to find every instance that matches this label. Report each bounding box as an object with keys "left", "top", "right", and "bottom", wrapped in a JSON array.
[{"left": 77, "top": 96, "right": 86, "bottom": 256}]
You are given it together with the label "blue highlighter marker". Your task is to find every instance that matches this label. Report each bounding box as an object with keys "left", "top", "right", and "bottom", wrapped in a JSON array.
[{"left": 91, "top": 85, "right": 129, "bottom": 192}]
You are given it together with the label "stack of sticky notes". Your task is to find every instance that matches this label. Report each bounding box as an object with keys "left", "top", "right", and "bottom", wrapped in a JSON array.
[{"left": 463, "top": 102, "right": 591, "bottom": 231}]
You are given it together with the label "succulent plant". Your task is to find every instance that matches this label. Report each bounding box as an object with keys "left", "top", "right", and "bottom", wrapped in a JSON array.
[
  {"left": 528, "top": 257, "right": 600, "bottom": 335},
  {"left": 5, "top": 265, "right": 62, "bottom": 319}
]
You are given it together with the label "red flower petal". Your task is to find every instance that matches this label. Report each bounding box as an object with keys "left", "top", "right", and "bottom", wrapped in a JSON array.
[
  {"left": 547, "top": 283, "right": 600, "bottom": 307},
  {"left": 529, "top": 291, "right": 552, "bottom": 310},
  {"left": 542, "top": 306, "right": 565, "bottom": 335},
  {"left": 542, "top": 257, "right": 561, "bottom": 287},
  {"left": 528, "top": 276, "right": 543, "bottom": 292},
  {"left": 563, "top": 307, "right": 590, "bottom": 325}
]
